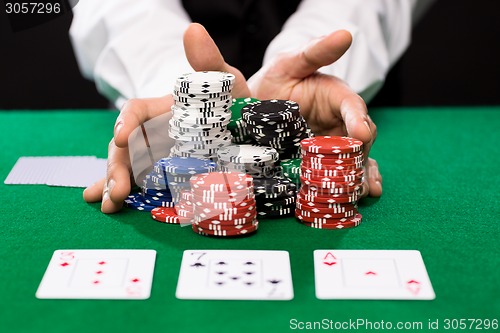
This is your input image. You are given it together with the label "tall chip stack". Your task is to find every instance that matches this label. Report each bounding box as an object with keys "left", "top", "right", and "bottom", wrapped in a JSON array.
[
  {"left": 296, "top": 136, "right": 365, "bottom": 229},
  {"left": 241, "top": 99, "right": 310, "bottom": 160},
  {"left": 190, "top": 172, "right": 259, "bottom": 237},
  {"left": 169, "top": 71, "right": 235, "bottom": 161}
]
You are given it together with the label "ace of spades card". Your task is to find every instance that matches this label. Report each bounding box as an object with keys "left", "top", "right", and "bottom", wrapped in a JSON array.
[{"left": 176, "top": 250, "right": 294, "bottom": 300}]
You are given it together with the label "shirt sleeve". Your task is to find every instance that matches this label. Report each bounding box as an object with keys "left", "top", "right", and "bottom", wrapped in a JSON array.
[
  {"left": 69, "top": 0, "right": 193, "bottom": 108},
  {"left": 258, "top": 0, "right": 435, "bottom": 102}
]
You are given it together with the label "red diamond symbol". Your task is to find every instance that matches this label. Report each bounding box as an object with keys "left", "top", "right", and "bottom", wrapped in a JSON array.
[
  {"left": 131, "top": 278, "right": 140, "bottom": 283},
  {"left": 60, "top": 262, "right": 69, "bottom": 267},
  {"left": 96, "top": 271, "right": 103, "bottom": 274},
  {"left": 93, "top": 280, "right": 100, "bottom": 284},
  {"left": 98, "top": 261, "right": 106, "bottom": 265}
]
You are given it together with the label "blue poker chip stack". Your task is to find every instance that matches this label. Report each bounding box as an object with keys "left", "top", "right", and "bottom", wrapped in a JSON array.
[{"left": 124, "top": 157, "right": 217, "bottom": 211}]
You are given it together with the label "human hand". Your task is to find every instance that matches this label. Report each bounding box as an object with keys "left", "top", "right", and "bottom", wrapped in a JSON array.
[
  {"left": 248, "top": 31, "right": 382, "bottom": 197},
  {"left": 83, "top": 23, "right": 250, "bottom": 213}
]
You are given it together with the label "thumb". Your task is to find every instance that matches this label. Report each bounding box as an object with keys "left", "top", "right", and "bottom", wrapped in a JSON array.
[{"left": 183, "top": 23, "right": 250, "bottom": 98}]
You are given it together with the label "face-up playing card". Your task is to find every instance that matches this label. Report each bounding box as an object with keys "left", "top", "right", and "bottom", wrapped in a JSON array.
[
  {"left": 314, "top": 250, "right": 435, "bottom": 300},
  {"left": 36, "top": 250, "right": 156, "bottom": 299},
  {"left": 176, "top": 250, "right": 294, "bottom": 300}
]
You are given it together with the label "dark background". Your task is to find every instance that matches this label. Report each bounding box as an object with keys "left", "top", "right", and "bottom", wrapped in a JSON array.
[{"left": 0, "top": 0, "right": 499, "bottom": 110}]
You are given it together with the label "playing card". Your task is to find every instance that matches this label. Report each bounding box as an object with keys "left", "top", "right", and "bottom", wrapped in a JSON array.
[
  {"left": 314, "top": 250, "right": 435, "bottom": 300},
  {"left": 176, "top": 250, "right": 294, "bottom": 300},
  {"left": 36, "top": 250, "right": 156, "bottom": 299},
  {"left": 4, "top": 156, "right": 106, "bottom": 187}
]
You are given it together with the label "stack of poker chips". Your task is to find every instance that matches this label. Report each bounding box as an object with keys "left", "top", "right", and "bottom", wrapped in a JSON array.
[
  {"left": 241, "top": 99, "right": 310, "bottom": 160},
  {"left": 169, "top": 71, "right": 235, "bottom": 160},
  {"left": 150, "top": 157, "right": 217, "bottom": 203},
  {"left": 228, "top": 97, "right": 259, "bottom": 144},
  {"left": 216, "top": 144, "right": 297, "bottom": 217},
  {"left": 279, "top": 158, "right": 301, "bottom": 187},
  {"left": 124, "top": 157, "right": 216, "bottom": 212},
  {"left": 190, "top": 172, "right": 259, "bottom": 237},
  {"left": 216, "top": 144, "right": 279, "bottom": 178},
  {"left": 253, "top": 177, "right": 297, "bottom": 218},
  {"left": 150, "top": 190, "right": 194, "bottom": 224},
  {"left": 296, "top": 136, "right": 365, "bottom": 229},
  {"left": 124, "top": 169, "right": 176, "bottom": 212}
]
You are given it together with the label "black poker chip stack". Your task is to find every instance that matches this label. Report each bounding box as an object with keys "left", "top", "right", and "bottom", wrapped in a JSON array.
[{"left": 241, "top": 99, "right": 311, "bottom": 160}]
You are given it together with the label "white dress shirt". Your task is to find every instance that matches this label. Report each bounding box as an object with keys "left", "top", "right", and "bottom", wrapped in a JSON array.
[{"left": 70, "top": 0, "right": 434, "bottom": 108}]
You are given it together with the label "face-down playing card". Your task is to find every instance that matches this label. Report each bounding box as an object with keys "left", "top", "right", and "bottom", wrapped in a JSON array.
[
  {"left": 36, "top": 250, "right": 156, "bottom": 299},
  {"left": 176, "top": 250, "right": 294, "bottom": 300},
  {"left": 314, "top": 250, "right": 435, "bottom": 300}
]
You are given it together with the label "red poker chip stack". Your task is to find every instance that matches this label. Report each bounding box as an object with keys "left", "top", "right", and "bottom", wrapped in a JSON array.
[
  {"left": 150, "top": 190, "right": 195, "bottom": 224},
  {"left": 296, "top": 136, "right": 364, "bottom": 229},
  {"left": 190, "top": 171, "right": 259, "bottom": 237}
]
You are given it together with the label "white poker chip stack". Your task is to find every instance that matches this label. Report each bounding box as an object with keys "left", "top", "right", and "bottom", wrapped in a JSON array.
[{"left": 169, "top": 71, "right": 235, "bottom": 161}]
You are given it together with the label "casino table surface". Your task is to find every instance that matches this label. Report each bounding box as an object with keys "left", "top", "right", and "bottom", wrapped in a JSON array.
[{"left": 0, "top": 107, "right": 499, "bottom": 333}]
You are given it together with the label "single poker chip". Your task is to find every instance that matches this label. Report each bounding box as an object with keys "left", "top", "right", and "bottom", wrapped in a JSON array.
[
  {"left": 192, "top": 193, "right": 255, "bottom": 204},
  {"left": 296, "top": 197, "right": 356, "bottom": 210},
  {"left": 124, "top": 193, "right": 156, "bottom": 212},
  {"left": 170, "top": 119, "right": 230, "bottom": 130},
  {"left": 172, "top": 93, "right": 232, "bottom": 104},
  {"left": 193, "top": 221, "right": 259, "bottom": 237},
  {"left": 173, "top": 90, "right": 231, "bottom": 99},
  {"left": 301, "top": 154, "right": 363, "bottom": 165},
  {"left": 174, "top": 99, "right": 232, "bottom": 109},
  {"left": 241, "top": 99, "right": 300, "bottom": 123},
  {"left": 297, "top": 191, "right": 360, "bottom": 204},
  {"left": 195, "top": 210, "right": 257, "bottom": 222},
  {"left": 142, "top": 191, "right": 174, "bottom": 202},
  {"left": 176, "top": 71, "right": 235, "bottom": 88},
  {"left": 194, "top": 204, "right": 256, "bottom": 217},
  {"left": 300, "top": 149, "right": 363, "bottom": 160},
  {"left": 169, "top": 130, "right": 231, "bottom": 141},
  {"left": 257, "top": 207, "right": 294, "bottom": 218},
  {"left": 142, "top": 196, "right": 176, "bottom": 208},
  {"left": 193, "top": 197, "right": 256, "bottom": 210},
  {"left": 297, "top": 213, "right": 363, "bottom": 227},
  {"left": 174, "top": 85, "right": 233, "bottom": 94},
  {"left": 254, "top": 189, "right": 296, "bottom": 200},
  {"left": 173, "top": 91, "right": 232, "bottom": 101},
  {"left": 253, "top": 177, "right": 297, "bottom": 197},
  {"left": 251, "top": 126, "right": 307, "bottom": 139},
  {"left": 171, "top": 105, "right": 231, "bottom": 116},
  {"left": 174, "top": 141, "right": 231, "bottom": 150},
  {"left": 174, "top": 136, "right": 232, "bottom": 146},
  {"left": 141, "top": 188, "right": 172, "bottom": 197},
  {"left": 301, "top": 160, "right": 363, "bottom": 171},
  {"left": 150, "top": 207, "right": 182, "bottom": 224},
  {"left": 169, "top": 123, "right": 229, "bottom": 136},
  {"left": 193, "top": 215, "right": 255, "bottom": 227},
  {"left": 190, "top": 171, "right": 253, "bottom": 192},
  {"left": 154, "top": 157, "right": 217, "bottom": 175},
  {"left": 301, "top": 184, "right": 362, "bottom": 195},
  {"left": 300, "top": 166, "right": 363, "bottom": 178},
  {"left": 295, "top": 208, "right": 356, "bottom": 219},
  {"left": 192, "top": 185, "right": 255, "bottom": 197},
  {"left": 296, "top": 201, "right": 355, "bottom": 214},
  {"left": 300, "top": 136, "right": 363, "bottom": 154},
  {"left": 295, "top": 210, "right": 360, "bottom": 223},
  {"left": 301, "top": 169, "right": 364, "bottom": 182},
  {"left": 172, "top": 114, "right": 231, "bottom": 125},
  {"left": 247, "top": 119, "right": 306, "bottom": 134},
  {"left": 256, "top": 195, "right": 296, "bottom": 209},
  {"left": 299, "top": 176, "right": 363, "bottom": 189},
  {"left": 216, "top": 144, "right": 278, "bottom": 164},
  {"left": 298, "top": 214, "right": 362, "bottom": 229}
]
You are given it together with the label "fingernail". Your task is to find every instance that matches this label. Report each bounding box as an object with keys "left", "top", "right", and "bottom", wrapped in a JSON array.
[
  {"left": 364, "top": 121, "right": 373, "bottom": 140},
  {"left": 102, "top": 189, "right": 110, "bottom": 203},
  {"left": 114, "top": 121, "right": 123, "bottom": 137},
  {"left": 107, "top": 179, "right": 116, "bottom": 198}
]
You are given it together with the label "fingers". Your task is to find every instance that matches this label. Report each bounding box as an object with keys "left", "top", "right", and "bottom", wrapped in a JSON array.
[
  {"left": 100, "top": 139, "right": 132, "bottom": 213},
  {"left": 360, "top": 158, "right": 383, "bottom": 197},
  {"left": 83, "top": 178, "right": 106, "bottom": 202},
  {"left": 114, "top": 95, "right": 174, "bottom": 148},
  {"left": 183, "top": 23, "right": 251, "bottom": 98},
  {"left": 280, "top": 30, "right": 352, "bottom": 79}
]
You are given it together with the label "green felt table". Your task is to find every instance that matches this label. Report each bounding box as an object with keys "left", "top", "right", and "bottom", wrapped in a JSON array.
[{"left": 0, "top": 107, "right": 499, "bottom": 333}]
